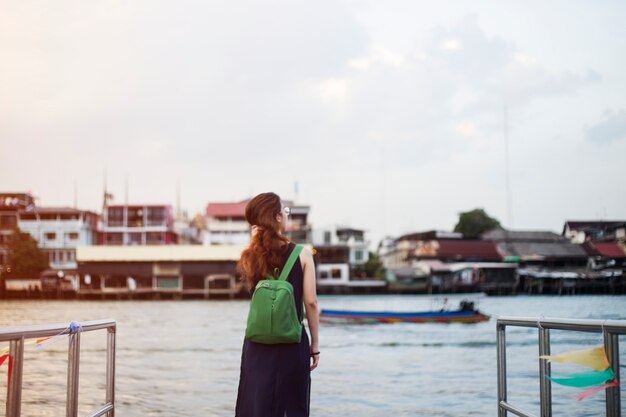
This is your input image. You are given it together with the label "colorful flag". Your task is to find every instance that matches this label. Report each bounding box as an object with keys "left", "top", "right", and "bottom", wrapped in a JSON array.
[
  {"left": 540, "top": 346, "right": 609, "bottom": 371},
  {"left": 546, "top": 368, "right": 615, "bottom": 388},
  {"left": 540, "top": 345, "right": 618, "bottom": 401}
]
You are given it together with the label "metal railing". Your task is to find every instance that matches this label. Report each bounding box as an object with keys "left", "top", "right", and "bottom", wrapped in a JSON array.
[
  {"left": 497, "top": 316, "right": 625, "bottom": 417},
  {"left": 0, "top": 319, "right": 116, "bottom": 417}
]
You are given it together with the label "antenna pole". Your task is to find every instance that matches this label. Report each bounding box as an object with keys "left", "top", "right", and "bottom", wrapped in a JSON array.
[
  {"left": 380, "top": 144, "right": 386, "bottom": 241},
  {"left": 176, "top": 178, "right": 181, "bottom": 218},
  {"left": 124, "top": 173, "right": 129, "bottom": 205},
  {"left": 102, "top": 167, "right": 108, "bottom": 212}
]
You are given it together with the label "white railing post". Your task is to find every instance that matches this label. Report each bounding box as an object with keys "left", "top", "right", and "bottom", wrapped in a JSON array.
[
  {"left": 6, "top": 337, "right": 24, "bottom": 417},
  {"left": 106, "top": 326, "right": 116, "bottom": 417},
  {"left": 66, "top": 331, "right": 81, "bottom": 417},
  {"left": 497, "top": 323, "right": 507, "bottom": 417},
  {"left": 498, "top": 317, "right": 626, "bottom": 417},
  {"left": 1, "top": 319, "right": 116, "bottom": 417},
  {"left": 604, "top": 331, "right": 620, "bottom": 417},
  {"left": 538, "top": 327, "right": 552, "bottom": 417}
]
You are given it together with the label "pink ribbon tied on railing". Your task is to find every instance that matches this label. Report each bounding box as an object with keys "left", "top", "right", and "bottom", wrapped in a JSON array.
[{"left": 0, "top": 353, "right": 13, "bottom": 391}]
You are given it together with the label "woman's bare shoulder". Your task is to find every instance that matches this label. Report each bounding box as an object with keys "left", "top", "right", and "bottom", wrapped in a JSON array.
[{"left": 298, "top": 245, "right": 314, "bottom": 266}]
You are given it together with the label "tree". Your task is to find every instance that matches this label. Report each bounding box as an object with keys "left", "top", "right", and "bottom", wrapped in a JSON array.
[
  {"left": 364, "top": 251, "right": 386, "bottom": 279},
  {"left": 3, "top": 230, "right": 48, "bottom": 278},
  {"left": 453, "top": 208, "right": 502, "bottom": 239}
]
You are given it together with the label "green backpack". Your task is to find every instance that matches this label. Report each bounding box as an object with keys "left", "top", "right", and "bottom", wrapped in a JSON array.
[{"left": 245, "top": 244, "right": 304, "bottom": 344}]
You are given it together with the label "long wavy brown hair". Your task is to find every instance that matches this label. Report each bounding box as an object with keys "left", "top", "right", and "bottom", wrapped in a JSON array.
[{"left": 237, "top": 192, "right": 291, "bottom": 288}]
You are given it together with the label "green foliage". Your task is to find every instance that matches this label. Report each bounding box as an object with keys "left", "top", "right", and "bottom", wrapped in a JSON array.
[
  {"left": 364, "top": 251, "right": 386, "bottom": 279},
  {"left": 453, "top": 208, "right": 502, "bottom": 239},
  {"left": 3, "top": 231, "right": 48, "bottom": 278}
]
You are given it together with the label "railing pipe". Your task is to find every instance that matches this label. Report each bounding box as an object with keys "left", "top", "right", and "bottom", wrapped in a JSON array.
[
  {"left": 604, "top": 331, "right": 620, "bottom": 417},
  {"left": 6, "top": 337, "right": 24, "bottom": 417},
  {"left": 497, "top": 323, "right": 507, "bottom": 417},
  {"left": 106, "top": 326, "right": 116, "bottom": 417},
  {"left": 497, "top": 316, "right": 626, "bottom": 417},
  {"left": 499, "top": 400, "right": 538, "bottom": 417},
  {"left": 1, "top": 319, "right": 116, "bottom": 417},
  {"left": 0, "top": 319, "right": 115, "bottom": 341},
  {"left": 538, "top": 327, "right": 551, "bottom": 417},
  {"left": 66, "top": 331, "right": 81, "bottom": 417},
  {"left": 85, "top": 403, "right": 114, "bottom": 417},
  {"left": 497, "top": 317, "right": 626, "bottom": 334}
]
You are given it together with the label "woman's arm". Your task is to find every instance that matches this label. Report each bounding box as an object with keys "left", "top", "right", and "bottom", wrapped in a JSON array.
[{"left": 301, "top": 247, "right": 320, "bottom": 370}]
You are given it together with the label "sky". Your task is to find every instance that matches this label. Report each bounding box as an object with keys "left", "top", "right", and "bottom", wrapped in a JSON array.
[{"left": 1, "top": 0, "right": 625, "bottom": 248}]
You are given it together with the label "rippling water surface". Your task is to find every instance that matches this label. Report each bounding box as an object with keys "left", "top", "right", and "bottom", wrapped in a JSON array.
[{"left": 0, "top": 295, "right": 625, "bottom": 416}]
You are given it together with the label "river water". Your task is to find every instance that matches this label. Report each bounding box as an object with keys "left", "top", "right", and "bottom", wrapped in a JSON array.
[{"left": 0, "top": 295, "right": 624, "bottom": 416}]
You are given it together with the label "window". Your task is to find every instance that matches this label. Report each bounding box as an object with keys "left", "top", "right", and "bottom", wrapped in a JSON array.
[
  {"left": 128, "top": 233, "right": 143, "bottom": 245},
  {"left": 331, "top": 268, "right": 342, "bottom": 279},
  {"left": 45, "top": 232, "right": 56, "bottom": 240},
  {"left": 156, "top": 276, "right": 179, "bottom": 289},
  {"left": 67, "top": 232, "right": 79, "bottom": 240},
  {"left": 320, "top": 270, "right": 329, "bottom": 279},
  {"left": 107, "top": 207, "right": 124, "bottom": 227},
  {"left": 324, "top": 231, "right": 331, "bottom": 244},
  {"left": 146, "top": 232, "right": 163, "bottom": 244},
  {"left": 147, "top": 207, "right": 166, "bottom": 226},
  {"left": 105, "top": 233, "right": 123, "bottom": 245},
  {"left": 354, "top": 250, "right": 364, "bottom": 261},
  {"left": 0, "top": 215, "right": 17, "bottom": 228},
  {"left": 60, "top": 214, "right": 79, "bottom": 220},
  {"left": 127, "top": 207, "right": 144, "bottom": 227}
]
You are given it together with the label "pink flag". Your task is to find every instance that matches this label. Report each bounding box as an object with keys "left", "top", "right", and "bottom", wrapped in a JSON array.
[{"left": 577, "top": 379, "right": 619, "bottom": 401}]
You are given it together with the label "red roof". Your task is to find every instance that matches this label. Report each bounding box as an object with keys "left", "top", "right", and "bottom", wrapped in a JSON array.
[
  {"left": 206, "top": 200, "right": 249, "bottom": 217},
  {"left": 436, "top": 240, "right": 502, "bottom": 261},
  {"left": 583, "top": 242, "right": 626, "bottom": 259}
]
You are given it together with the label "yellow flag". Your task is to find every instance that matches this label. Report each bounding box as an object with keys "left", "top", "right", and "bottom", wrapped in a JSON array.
[{"left": 540, "top": 346, "right": 609, "bottom": 371}]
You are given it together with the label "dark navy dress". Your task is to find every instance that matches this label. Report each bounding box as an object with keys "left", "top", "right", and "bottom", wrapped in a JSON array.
[{"left": 235, "top": 242, "right": 311, "bottom": 417}]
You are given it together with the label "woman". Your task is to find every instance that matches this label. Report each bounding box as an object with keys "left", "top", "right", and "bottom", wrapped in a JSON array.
[{"left": 235, "top": 192, "right": 320, "bottom": 417}]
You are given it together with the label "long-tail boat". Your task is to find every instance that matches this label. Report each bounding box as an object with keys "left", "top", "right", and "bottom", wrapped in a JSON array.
[{"left": 320, "top": 301, "right": 489, "bottom": 324}]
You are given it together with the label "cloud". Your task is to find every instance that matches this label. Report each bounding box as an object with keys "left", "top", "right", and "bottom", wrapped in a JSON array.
[
  {"left": 313, "top": 78, "right": 352, "bottom": 107},
  {"left": 428, "top": 15, "right": 596, "bottom": 114},
  {"left": 305, "top": 14, "right": 597, "bottom": 170},
  {"left": 1, "top": 3, "right": 623, "bottom": 245},
  {"left": 430, "top": 15, "right": 511, "bottom": 80},
  {"left": 454, "top": 122, "right": 478, "bottom": 137},
  {"left": 586, "top": 109, "right": 626, "bottom": 145},
  {"left": 440, "top": 38, "right": 462, "bottom": 52},
  {"left": 347, "top": 46, "right": 406, "bottom": 71}
]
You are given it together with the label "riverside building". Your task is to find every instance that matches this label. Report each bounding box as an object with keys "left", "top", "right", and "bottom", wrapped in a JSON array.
[
  {"left": 76, "top": 245, "right": 243, "bottom": 299},
  {"left": 101, "top": 204, "right": 178, "bottom": 245},
  {"left": 202, "top": 199, "right": 312, "bottom": 246},
  {"left": 0, "top": 193, "right": 35, "bottom": 274},
  {"left": 18, "top": 207, "right": 99, "bottom": 289}
]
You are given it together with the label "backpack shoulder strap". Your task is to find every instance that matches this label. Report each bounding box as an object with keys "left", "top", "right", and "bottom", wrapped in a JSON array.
[{"left": 278, "top": 244, "right": 303, "bottom": 281}]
